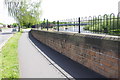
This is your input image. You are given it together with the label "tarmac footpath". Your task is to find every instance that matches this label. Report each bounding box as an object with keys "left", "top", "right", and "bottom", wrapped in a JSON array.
[{"left": 18, "top": 32, "right": 71, "bottom": 78}]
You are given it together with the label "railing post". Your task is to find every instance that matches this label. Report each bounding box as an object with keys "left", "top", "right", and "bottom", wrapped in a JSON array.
[
  {"left": 57, "top": 20, "right": 59, "bottom": 31},
  {"left": 47, "top": 19, "right": 48, "bottom": 31},
  {"left": 78, "top": 17, "right": 80, "bottom": 33}
]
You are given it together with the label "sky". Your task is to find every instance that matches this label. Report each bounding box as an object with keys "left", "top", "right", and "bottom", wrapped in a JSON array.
[
  {"left": 0, "top": 0, "right": 16, "bottom": 24},
  {"left": 41, "top": 0, "right": 120, "bottom": 21},
  {"left": 0, "top": 0, "right": 120, "bottom": 24}
]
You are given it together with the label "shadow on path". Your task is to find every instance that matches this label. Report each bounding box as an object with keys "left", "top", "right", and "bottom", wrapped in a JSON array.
[{"left": 28, "top": 32, "right": 108, "bottom": 79}]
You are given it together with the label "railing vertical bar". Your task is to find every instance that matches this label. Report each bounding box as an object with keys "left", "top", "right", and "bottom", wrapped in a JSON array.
[
  {"left": 93, "top": 16, "right": 94, "bottom": 33},
  {"left": 57, "top": 20, "right": 59, "bottom": 31},
  {"left": 78, "top": 17, "right": 80, "bottom": 33},
  {"left": 47, "top": 19, "right": 48, "bottom": 31}
]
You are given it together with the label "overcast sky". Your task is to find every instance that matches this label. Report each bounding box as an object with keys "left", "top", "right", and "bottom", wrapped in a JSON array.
[
  {"left": 41, "top": 0, "right": 120, "bottom": 21},
  {"left": 0, "top": 0, "right": 16, "bottom": 24},
  {"left": 0, "top": 0, "right": 120, "bottom": 24}
]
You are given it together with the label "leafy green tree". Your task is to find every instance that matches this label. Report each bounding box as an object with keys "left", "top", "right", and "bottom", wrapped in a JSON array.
[
  {"left": 12, "top": 23, "right": 18, "bottom": 27},
  {"left": 4, "top": 0, "right": 42, "bottom": 31}
]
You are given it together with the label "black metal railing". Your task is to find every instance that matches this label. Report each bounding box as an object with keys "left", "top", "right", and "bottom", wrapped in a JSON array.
[{"left": 39, "top": 13, "right": 120, "bottom": 36}]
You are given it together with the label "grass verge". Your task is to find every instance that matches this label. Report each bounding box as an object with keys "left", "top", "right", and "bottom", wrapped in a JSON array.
[{"left": 0, "top": 32, "right": 22, "bottom": 78}]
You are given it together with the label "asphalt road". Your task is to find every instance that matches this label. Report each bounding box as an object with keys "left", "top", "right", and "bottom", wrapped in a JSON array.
[
  {"left": 0, "top": 28, "right": 13, "bottom": 46},
  {"left": 0, "top": 28, "right": 31, "bottom": 46}
]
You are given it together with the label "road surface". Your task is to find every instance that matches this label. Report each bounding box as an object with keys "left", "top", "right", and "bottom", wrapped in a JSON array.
[{"left": 0, "top": 28, "right": 13, "bottom": 49}]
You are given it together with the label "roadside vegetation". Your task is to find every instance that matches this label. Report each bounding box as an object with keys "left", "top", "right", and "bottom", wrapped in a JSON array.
[{"left": 0, "top": 32, "right": 22, "bottom": 78}]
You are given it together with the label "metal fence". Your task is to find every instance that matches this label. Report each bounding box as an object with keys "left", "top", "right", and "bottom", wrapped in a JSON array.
[{"left": 40, "top": 13, "right": 120, "bottom": 36}]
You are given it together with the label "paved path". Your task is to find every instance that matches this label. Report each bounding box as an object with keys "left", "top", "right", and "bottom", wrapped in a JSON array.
[
  {"left": 18, "top": 31, "right": 106, "bottom": 79},
  {"left": 18, "top": 32, "right": 68, "bottom": 78}
]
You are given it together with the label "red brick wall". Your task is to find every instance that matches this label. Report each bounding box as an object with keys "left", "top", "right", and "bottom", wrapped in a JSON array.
[{"left": 30, "top": 30, "right": 120, "bottom": 79}]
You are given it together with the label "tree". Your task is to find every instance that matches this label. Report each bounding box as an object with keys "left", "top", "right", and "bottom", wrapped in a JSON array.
[
  {"left": 4, "top": 0, "right": 42, "bottom": 31},
  {"left": 12, "top": 23, "right": 18, "bottom": 27}
]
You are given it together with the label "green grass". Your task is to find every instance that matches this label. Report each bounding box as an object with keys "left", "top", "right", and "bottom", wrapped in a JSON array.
[{"left": 0, "top": 32, "right": 22, "bottom": 78}]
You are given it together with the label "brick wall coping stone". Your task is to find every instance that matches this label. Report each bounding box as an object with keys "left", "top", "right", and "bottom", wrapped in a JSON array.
[{"left": 36, "top": 30, "right": 120, "bottom": 41}]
